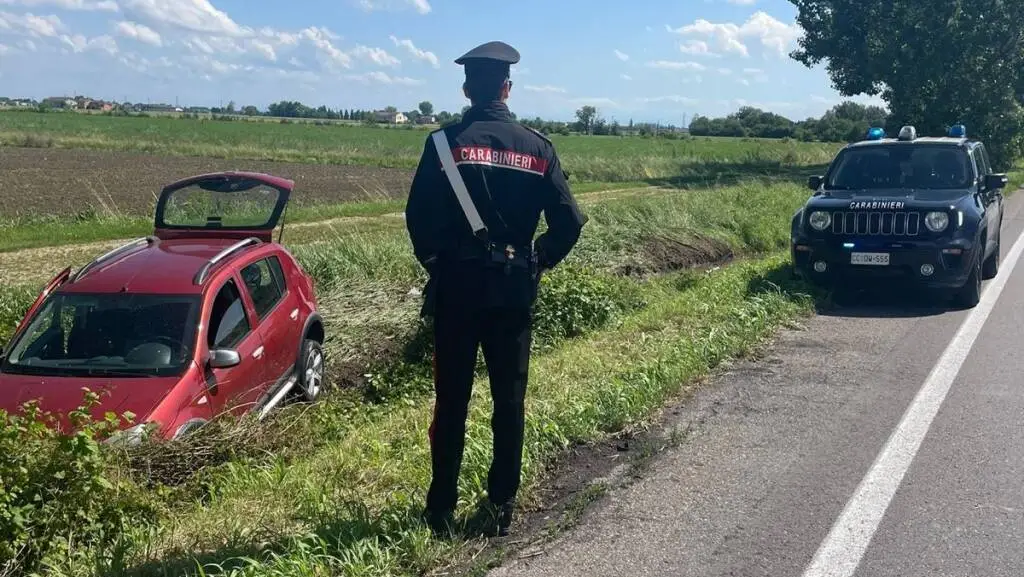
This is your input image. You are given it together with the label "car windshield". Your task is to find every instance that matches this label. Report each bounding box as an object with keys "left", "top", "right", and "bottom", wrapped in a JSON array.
[
  {"left": 1, "top": 293, "right": 200, "bottom": 378},
  {"left": 826, "top": 144, "right": 975, "bottom": 190}
]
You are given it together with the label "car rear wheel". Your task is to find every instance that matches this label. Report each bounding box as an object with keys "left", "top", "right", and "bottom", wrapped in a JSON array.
[{"left": 296, "top": 339, "right": 325, "bottom": 402}]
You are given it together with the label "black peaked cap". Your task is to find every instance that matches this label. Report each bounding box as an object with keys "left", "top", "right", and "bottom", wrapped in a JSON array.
[{"left": 454, "top": 41, "right": 520, "bottom": 66}]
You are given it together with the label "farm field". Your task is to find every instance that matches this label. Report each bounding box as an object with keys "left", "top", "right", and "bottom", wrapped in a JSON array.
[{"left": 4, "top": 110, "right": 1021, "bottom": 577}]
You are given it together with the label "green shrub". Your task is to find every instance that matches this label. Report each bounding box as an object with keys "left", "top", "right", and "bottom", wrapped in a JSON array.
[
  {"left": 532, "top": 265, "right": 643, "bottom": 350},
  {"left": 0, "top": 391, "right": 157, "bottom": 576}
]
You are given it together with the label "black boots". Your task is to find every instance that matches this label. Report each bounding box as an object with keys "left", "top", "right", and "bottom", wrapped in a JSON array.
[
  {"left": 420, "top": 508, "right": 455, "bottom": 537},
  {"left": 421, "top": 500, "right": 515, "bottom": 537}
]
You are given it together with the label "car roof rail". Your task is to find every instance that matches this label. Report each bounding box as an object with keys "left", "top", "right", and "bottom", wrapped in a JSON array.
[
  {"left": 194, "top": 237, "right": 262, "bottom": 285},
  {"left": 71, "top": 236, "right": 157, "bottom": 283}
]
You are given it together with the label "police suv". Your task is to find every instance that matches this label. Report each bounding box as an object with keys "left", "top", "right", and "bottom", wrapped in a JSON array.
[{"left": 791, "top": 124, "right": 1009, "bottom": 308}]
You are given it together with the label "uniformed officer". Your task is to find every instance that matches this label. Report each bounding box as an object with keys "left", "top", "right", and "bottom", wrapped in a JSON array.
[{"left": 405, "top": 40, "right": 587, "bottom": 537}]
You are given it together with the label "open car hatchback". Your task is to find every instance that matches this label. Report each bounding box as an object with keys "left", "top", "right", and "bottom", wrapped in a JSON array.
[{"left": 0, "top": 172, "right": 326, "bottom": 442}]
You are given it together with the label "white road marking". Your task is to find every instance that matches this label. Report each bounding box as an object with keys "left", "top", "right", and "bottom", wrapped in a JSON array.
[{"left": 801, "top": 224, "right": 1024, "bottom": 577}]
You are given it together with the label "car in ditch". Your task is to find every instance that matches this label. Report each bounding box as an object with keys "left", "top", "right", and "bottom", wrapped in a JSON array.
[
  {"left": 790, "top": 124, "right": 1009, "bottom": 308},
  {"left": 0, "top": 171, "right": 326, "bottom": 442}
]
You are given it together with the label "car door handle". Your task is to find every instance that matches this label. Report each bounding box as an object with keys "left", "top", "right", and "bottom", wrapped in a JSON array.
[
  {"left": 290, "top": 308, "right": 299, "bottom": 321},
  {"left": 253, "top": 346, "right": 264, "bottom": 359}
]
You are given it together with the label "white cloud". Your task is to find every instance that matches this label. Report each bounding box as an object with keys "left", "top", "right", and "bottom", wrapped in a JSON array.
[
  {"left": 60, "top": 32, "right": 117, "bottom": 55},
  {"left": 357, "top": 0, "right": 430, "bottom": 14},
  {"left": 668, "top": 11, "right": 801, "bottom": 58},
  {"left": 300, "top": 26, "right": 352, "bottom": 69},
  {"left": 250, "top": 39, "right": 276, "bottom": 61},
  {"left": 727, "top": 0, "right": 756, "bottom": 4},
  {"left": 637, "top": 95, "right": 698, "bottom": 105},
  {"left": 679, "top": 40, "right": 718, "bottom": 57},
  {"left": 122, "top": 0, "right": 247, "bottom": 36},
  {"left": 346, "top": 70, "right": 421, "bottom": 85},
  {"left": 19, "top": 38, "right": 36, "bottom": 50},
  {"left": 523, "top": 84, "right": 566, "bottom": 93},
  {"left": 389, "top": 35, "right": 438, "bottom": 68},
  {"left": 621, "top": 74, "right": 632, "bottom": 80},
  {"left": 646, "top": 59, "right": 705, "bottom": 71},
  {"left": 351, "top": 44, "right": 400, "bottom": 67},
  {"left": 113, "top": 20, "right": 161, "bottom": 46},
  {"left": 0, "top": 0, "right": 117, "bottom": 11},
  {"left": 0, "top": 11, "right": 64, "bottom": 37},
  {"left": 717, "top": 68, "right": 732, "bottom": 75},
  {"left": 614, "top": 49, "right": 629, "bottom": 61},
  {"left": 0, "top": 42, "right": 8, "bottom": 53}
]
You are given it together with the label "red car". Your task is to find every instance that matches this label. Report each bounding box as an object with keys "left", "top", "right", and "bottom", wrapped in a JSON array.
[{"left": 0, "top": 172, "right": 325, "bottom": 441}]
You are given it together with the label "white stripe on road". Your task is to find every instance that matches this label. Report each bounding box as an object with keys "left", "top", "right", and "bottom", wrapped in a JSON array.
[{"left": 801, "top": 225, "right": 1024, "bottom": 577}]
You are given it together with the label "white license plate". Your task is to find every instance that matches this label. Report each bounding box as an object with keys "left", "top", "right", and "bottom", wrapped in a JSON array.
[{"left": 850, "top": 252, "right": 890, "bottom": 266}]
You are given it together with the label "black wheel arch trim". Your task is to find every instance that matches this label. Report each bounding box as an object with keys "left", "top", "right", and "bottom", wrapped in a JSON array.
[{"left": 297, "top": 312, "right": 325, "bottom": 367}]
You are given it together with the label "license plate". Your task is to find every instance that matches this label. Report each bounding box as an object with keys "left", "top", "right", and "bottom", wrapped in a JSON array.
[{"left": 850, "top": 252, "right": 890, "bottom": 266}]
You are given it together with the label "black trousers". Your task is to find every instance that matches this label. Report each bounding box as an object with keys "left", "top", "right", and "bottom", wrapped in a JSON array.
[{"left": 426, "top": 290, "right": 533, "bottom": 513}]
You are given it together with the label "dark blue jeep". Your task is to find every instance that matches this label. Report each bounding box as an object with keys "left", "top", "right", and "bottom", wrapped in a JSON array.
[{"left": 791, "top": 125, "right": 1009, "bottom": 308}]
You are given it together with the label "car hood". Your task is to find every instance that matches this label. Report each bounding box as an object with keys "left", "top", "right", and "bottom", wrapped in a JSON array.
[
  {"left": 0, "top": 372, "right": 178, "bottom": 432},
  {"left": 815, "top": 188, "right": 970, "bottom": 206}
]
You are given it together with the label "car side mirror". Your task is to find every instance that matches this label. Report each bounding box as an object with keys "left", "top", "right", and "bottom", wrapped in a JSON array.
[
  {"left": 985, "top": 173, "right": 1008, "bottom": 191},
  {"left": 209, "top": 349, "right": 241, "bottom": 369},
  {"left": 808, "top": 175, "right": 823, "bottom": 191}
]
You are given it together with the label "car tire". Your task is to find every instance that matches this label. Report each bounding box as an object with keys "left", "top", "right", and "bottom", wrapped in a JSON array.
[
  {"left": 296, "top": 339, "right": 325, "bottom": 403},
  {"left": 955, "top": 255, "right": 982, "bottom": 309},
  {"left": 983, "top": 224, "right": 1001, "bottom": 280}
]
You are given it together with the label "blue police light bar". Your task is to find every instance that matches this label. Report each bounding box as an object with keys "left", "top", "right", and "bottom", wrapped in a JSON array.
[
  {"left": 949, "top": 124, "right": 967, "bottom": 138},
  {"left": 865, "top": 127, "right": 886, "bottom": 140}
]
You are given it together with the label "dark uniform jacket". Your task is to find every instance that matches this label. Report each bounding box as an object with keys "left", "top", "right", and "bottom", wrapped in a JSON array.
[{"left": 406, "top": 101, "right": 586, "bottom": 314}]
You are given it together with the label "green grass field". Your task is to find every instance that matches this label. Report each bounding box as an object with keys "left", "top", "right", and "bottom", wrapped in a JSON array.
[{"left": 0, "top": 110, "right": 841, "bottom": 182}]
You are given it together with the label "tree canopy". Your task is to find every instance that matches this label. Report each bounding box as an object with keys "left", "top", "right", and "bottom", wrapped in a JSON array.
[{"left": 789, "top": 0, "right": 1024, "bottom": 169}]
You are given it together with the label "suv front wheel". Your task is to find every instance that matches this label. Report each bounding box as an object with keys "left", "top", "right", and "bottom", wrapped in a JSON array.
[{"left": 954, "top": 254, "right": 982, "bottom": 309}]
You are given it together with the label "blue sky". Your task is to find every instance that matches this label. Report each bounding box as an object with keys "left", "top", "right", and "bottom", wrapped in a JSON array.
[{"left": 0, "top": 0, "right": 884, "bottom": 123}]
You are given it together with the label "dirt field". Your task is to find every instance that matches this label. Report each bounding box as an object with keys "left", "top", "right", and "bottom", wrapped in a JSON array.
[{"left": 0, "top": 147, "right": 415, "bottom": 218}]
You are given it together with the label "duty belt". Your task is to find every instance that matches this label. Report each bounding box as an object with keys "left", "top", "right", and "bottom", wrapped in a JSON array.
[{"left": 451, "top": 242, "right": 536, "bottom": 275}]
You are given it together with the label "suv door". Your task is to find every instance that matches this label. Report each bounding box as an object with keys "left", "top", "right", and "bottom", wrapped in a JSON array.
[
  {"left": 237, "top": 254, "right": 301, "bottom": 387},
  {"left": 204, "top": 276, "right": 267, "bottom": 416},
  {"left": 973, "top": 145, "right": 1001, "bottom": 248}
]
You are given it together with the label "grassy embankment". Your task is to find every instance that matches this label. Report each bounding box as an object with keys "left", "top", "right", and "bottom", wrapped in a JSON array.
[
  {"left": 2, "top": 176, "right": 824, "bottom": 577},
  {"left": 0, "top": 110, "right": 839, "bottom": 251}
]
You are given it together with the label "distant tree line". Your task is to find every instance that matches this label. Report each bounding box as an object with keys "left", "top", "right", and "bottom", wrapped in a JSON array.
[{"left": 689, "top": 102, "right": 890, "bottom": 143}]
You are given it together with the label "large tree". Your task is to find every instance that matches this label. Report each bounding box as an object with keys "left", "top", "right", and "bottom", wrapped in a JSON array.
[{"left": 789, "top": 0, "right": 1024, "bottom": 168}]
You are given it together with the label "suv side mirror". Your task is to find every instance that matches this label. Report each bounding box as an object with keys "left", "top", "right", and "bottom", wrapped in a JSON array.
[
  {"left": 985, "top": 173, "right": 1009, "bottom": 191},
  {"left": 209, "top": 349, "right": 241, "bottom": 369},
  {"left": 808, "top": 175, "right": 824, "bottom": 191}
]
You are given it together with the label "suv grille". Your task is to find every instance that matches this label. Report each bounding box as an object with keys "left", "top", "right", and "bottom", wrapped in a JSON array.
[{"left": 830, "top": 211, "right": 921, "bottom": 236}]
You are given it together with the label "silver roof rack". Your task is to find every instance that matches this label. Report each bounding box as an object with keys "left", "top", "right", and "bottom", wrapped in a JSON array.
[
  {"left": 194, "top": 237, "right": 262, "bottom": 285},
  {"left": 71, "top": 236, "right": 157, "bottom": 283}
]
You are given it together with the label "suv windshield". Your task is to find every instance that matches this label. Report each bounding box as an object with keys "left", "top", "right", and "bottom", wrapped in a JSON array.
[
  {"left": 1, "top": 293, "right": 200, "bottom": 378},
  {"left": 826, "top": 144, "right": 975, "bottom": 190}
]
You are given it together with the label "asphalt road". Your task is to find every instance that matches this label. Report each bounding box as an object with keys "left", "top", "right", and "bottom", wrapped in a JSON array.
[{"left": 490, "top": 191, "right": 1024, "bottom": 577}]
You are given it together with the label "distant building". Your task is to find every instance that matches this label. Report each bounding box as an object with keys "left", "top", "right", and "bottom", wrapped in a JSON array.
[
  {"left": 374, "top": 110, "right": 408, "bottom": 124},
  {"left": 416, "top": 115, "right": 436, "bottom": 125},
  {"left": 42, "top": 96, "right": 75, "bottom": 108}
]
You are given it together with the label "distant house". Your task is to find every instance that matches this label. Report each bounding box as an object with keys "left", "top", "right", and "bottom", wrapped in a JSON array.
[
  {"left": 374, "top": 110, "right": 408, "bottom": 124},
  {"left": 43, "top": 96, "right": 75, "bottom": 108},
  {"left": 416, "top": 115, "right": 436, "bottom": 125}
]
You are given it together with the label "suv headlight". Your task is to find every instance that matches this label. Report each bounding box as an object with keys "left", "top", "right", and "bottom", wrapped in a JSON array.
[
  {"left": 808, "top": 211, "right": 831, "bottom": 231},
  {"left": 924, "top": 211, "right": 949, "bottom": 232}
]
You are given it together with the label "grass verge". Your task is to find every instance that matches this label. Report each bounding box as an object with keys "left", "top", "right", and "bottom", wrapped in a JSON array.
[
  {"left": 0, "top": 181, "right": 647, "bottom": 253},
  {"left": 1, "top": 174, "right": 820, "bottom": 576},
  {"left": 55, "top": 255, "right": 814, "bottom": 577}
]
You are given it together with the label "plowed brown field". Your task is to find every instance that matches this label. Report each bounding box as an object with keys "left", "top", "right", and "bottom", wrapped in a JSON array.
[{"left": 0, "top": 147, "right": 414, "bottom": 218}]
